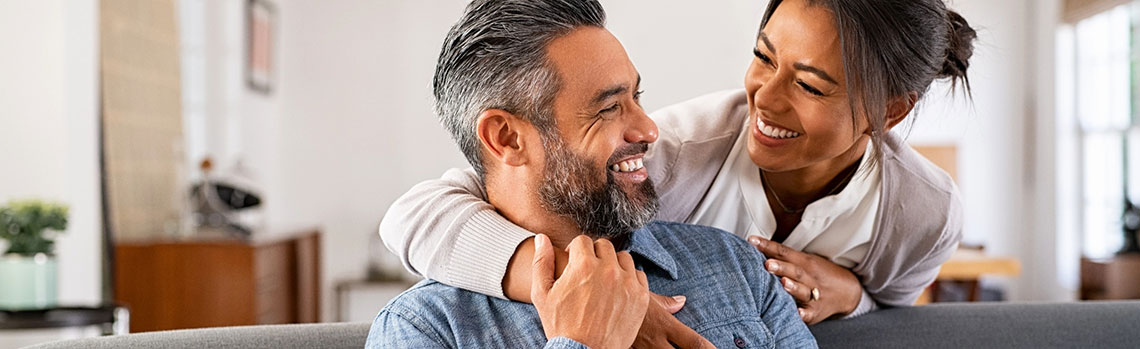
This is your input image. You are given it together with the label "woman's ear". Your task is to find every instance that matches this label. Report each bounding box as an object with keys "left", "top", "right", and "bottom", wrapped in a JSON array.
[
  {"left": 476, "top": 109, "right": 531, "bottom": 168},
  {"left": 884, "top": 92, "right": 918, "bottom": 132}
]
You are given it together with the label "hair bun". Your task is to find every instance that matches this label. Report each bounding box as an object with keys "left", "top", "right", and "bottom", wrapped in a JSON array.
[{"left": 940, "top": 10, "right": 977, "bottom": 82}]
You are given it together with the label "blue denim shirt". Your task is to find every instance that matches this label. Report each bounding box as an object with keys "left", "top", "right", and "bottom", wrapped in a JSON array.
[{"left": 366, "top": 221, "right": 817, "bottom": 348}]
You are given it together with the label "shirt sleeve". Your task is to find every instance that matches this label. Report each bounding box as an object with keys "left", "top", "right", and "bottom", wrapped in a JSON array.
[
  {"left": 366, "top": 309, "right": 449, "bottom": 348},
  {"left": 743, "top": 246, "right": 818, "bottom": 347},
  {"left": 378, "top": 167, "right": 533, "bottom": 299},
  {"left": 842, "top": 289, "right": 879, "bottom": 319}
]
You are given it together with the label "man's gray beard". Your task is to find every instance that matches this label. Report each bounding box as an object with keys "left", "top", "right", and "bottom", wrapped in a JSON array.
[{"left": 537, "top": 137, "right": 659, "bottom": 240}]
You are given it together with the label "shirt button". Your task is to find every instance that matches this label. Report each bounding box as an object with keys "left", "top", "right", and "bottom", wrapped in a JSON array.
[{"left": 734, "top": 336, "right": 747, "bottom": 348}]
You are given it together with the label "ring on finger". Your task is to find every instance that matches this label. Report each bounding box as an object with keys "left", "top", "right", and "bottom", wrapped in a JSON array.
[{"left": 809, "top": 287, "right": 821, "bottom": 302}]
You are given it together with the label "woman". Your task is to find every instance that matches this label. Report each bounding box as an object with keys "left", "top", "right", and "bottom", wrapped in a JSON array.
[{"left": 380, "top": 0, "right": 975, "bottom": 327}]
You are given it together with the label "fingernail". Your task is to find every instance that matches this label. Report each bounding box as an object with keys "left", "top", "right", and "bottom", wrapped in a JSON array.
[
  {"left": 798, "top": 308, "right": 806, "bottom": 318},
  {"left": 767, "top": 260, "right": 779, "bottom": 272},
  {"left": 534, "top": 234, "right": 547, "bottom": 252},
  {"left": 748, "top": 236, "right": 763, "bottom": 246},
  {"left": 672, "top": 295, "right": 686, "bottom": 304},
  {"left": 782, "top": 278, "right": 794, "bottom": 290}
]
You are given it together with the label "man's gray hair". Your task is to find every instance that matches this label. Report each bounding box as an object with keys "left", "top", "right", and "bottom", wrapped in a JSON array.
[{"left": 433, "top": 0, "right": 606, "bottom": 178}]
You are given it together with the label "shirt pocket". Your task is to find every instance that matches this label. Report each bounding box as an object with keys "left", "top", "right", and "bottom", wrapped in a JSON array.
[{"left": 695, "top": 316, "right": 774, "bottom": 349}]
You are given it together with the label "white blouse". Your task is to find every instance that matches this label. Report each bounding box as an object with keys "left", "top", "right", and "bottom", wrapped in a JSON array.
[{"left": 687, "top": 123, "right": 881, "bottom": 269}]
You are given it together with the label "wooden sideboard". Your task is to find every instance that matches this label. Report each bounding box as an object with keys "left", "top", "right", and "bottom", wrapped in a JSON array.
[
  {"left": 1081, "top": 254, "right": 1140, "bottom": 300},
  {"left": 114, "top": 230, "right": 320, "bottom": 332}
]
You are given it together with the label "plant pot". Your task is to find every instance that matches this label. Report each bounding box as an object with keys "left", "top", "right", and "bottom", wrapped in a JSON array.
[{"left": 0, "top": 253, "right": 58, "bottom": 310}]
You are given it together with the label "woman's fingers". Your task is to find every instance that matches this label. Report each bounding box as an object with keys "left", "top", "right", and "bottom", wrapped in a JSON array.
[
  {"left": 766, "top": 258, "right": 808, "bottom": 281},
  {"left": 650, "top": 292, "right": 687, "bottom": 314},
  {"left": 748, "top": 235, "right": 864, "bottom": 324},
  {"left": 798, "top": 306, "right": 822, "bottom": 325},
  {"left": 780, "top": 276, "right": 814, "bottom": 304},
  {"left": 665, "top": 313, "right": 715, "bottom": 349},
  {"left": 748, "top": 236, "right": 805, "bottom": 263},
  {"left": 635, "top": 294, "right": 701, "bottom": 348}
]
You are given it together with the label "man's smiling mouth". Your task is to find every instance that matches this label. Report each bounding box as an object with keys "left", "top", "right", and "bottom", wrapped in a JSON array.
[{"left": 610, "top": 156, "right": 645, "bottom": 173}]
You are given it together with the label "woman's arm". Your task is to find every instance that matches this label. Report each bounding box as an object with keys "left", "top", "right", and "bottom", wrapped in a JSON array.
[
  {"left": 859, "top": 194, "right": 964, "bottom": 308},
  {"left": 378, "top": 167, "right": 534, "bottom": 298}
]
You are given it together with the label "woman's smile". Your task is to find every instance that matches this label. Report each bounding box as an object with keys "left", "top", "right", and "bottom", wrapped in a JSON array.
[{"left": 752, "top": 116, "right": 803, "bottom": 148}]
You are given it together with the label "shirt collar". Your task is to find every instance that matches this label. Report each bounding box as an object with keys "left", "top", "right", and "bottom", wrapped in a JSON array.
[
  {"left": 800, "top": 141, "right": 880, "bottom": 219},
  {"left": 626, "top": 226, "right": 679, "bottom": 280}
]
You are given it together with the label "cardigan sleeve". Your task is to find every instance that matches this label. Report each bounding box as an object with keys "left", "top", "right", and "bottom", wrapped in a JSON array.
[
  {"left": 377, "top": 167, "right": 533, "bottom": 298},
  {"left": 852, "top": 133, "right": 965, "bottom": 308},
  {"left": 865, "top": 193, "right": 963, "bottom": 307}
]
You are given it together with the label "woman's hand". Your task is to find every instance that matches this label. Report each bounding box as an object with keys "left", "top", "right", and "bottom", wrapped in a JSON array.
[
  {"left": 748, "top": 236, "right": 862, "bottom": 324},
  {"left": 633, "top": 294, "right": 713, "bottom": 348}
]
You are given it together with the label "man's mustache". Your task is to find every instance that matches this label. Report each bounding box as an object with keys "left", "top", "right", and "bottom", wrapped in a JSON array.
[{"left": 606, "top": 143, "right": 650, "bottom": 167}]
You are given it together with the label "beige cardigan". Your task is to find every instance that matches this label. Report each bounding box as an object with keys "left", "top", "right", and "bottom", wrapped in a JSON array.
[{"left": 379, "top": 89, "right": 963, "bottom": 310}]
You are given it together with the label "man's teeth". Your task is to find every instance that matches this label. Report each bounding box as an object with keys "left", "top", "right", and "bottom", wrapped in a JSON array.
[
  {"left": 611, "top": 158, "right": 645, "bottom": 173},
  {"left": 758, "top": 120, "right": 801, "bottom": 139}
]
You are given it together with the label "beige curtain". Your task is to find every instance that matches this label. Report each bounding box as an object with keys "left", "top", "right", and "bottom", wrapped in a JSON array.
[
  {"left": 1064, "top": 0, "right": 1132, "bottom": 23},
  {"left": 100, "top": 0, "right": 187, "bottom": 241}
]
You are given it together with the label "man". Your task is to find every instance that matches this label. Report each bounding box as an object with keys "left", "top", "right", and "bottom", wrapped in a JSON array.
[{"left": 366, "top": 0, "right": 816, "bottom": 347}]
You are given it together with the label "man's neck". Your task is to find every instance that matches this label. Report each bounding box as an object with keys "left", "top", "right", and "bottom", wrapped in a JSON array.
[{"left": 484, "top": 175, "right": 584, "bottom": 248}]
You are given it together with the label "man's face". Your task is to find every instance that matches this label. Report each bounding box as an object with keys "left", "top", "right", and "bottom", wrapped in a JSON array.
[{"left": 536, "top": 27, "right": 660, "bottom": 240}]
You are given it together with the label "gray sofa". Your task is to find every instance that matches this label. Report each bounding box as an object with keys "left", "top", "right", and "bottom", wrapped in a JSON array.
[{"left": 27, "top": 301, "right": 1140, "bottom": 348}]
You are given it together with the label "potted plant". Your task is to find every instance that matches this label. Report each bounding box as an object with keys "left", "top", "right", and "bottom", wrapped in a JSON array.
[{"left": 0, "top": 200, "right": 68, "bottom": 310}]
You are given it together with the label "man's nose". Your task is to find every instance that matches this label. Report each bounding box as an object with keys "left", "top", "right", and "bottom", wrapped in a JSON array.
[{"left": 624, "top": 106, "right": 658, "bottom": 144}]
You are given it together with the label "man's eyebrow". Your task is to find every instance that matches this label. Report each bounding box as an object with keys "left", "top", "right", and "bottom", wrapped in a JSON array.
[
  {"left": 591, "top": 86, "right": 628, "bottom": 106},
  {"left": 591, "top": 74, "right": 640, "bottom": 106},
  {"left": 793, "top": 62, "right": 838, "bottom": 85}
]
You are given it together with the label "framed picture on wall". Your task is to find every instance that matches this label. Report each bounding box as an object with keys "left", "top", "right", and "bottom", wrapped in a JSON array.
[{"left": 246, "top": 0, "right": 275, "bottom": 94}]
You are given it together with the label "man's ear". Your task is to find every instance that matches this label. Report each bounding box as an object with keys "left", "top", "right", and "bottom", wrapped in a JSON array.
[
  {"left": 476, "top": 109, "right": 532, "bottom": 168},
  {"left": 883, "top": 92, "right": 918, "bottom": 132}
]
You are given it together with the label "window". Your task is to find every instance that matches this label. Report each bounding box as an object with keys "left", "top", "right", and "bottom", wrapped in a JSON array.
[{"left": 1062, "top": 3, "right": 1140, "bottom": 258}]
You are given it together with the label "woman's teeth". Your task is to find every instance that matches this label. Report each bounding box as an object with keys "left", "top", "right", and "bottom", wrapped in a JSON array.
[
  {"left": 758, "top": 120, "right": 801, "bottom": 139},
  {"left": 611, "top": 158, "right": 645, "bottom": 173}
]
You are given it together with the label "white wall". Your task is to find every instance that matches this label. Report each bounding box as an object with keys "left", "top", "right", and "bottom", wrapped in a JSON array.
[
  {"left": 906, "top": 0, "right": 1075, "bottom": 302},
  {"left": 273, "top": 0, "right": 469, "bottom": 322},
  {"left": 0, "top": 0, "right": 102, "bottom": 305}
]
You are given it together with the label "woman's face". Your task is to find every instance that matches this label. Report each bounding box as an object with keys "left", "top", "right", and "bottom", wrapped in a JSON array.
[{"left": 744, "top": 0, "right": 870, "bottom": 173}]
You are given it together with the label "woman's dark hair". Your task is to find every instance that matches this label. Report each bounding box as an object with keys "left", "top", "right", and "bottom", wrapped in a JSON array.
[{"left": 760, "top": 0, "right": 977, "bottom": 162}]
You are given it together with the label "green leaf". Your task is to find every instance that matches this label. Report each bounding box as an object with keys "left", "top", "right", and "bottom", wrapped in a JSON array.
[{"left": 0, "top": 200, "right": 68, "bottom": 255}]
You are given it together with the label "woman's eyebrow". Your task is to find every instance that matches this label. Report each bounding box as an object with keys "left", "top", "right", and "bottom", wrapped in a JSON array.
[
  {"left": 760, "top": 31, "right": 837, "bottom": 85},
  {"left": 759, "top": 32, "right": 777, "bottom": 55},
  {"left": 793, "top": 62, "right": 837, "bottom": 85}
]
